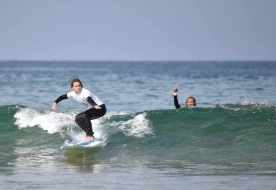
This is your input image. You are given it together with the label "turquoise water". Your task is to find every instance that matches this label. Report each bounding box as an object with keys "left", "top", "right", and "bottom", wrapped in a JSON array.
[{"left": 0, "top": 61, "right": 276, "bottom": 189}]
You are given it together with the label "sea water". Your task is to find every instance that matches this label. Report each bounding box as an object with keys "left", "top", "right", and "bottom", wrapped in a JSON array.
[{"left": 0, "top": 61, "right": 276, "bottom": 189}]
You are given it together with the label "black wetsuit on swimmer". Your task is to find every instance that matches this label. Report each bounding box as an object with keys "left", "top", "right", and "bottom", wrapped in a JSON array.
[
  {"left": 173, "top": 94, "right": 197, "bottom": 108},
  {"left": 174, "top": 95, "right": 181, "bottom": 108},
  {"left": 54, "top": 88, "right": 106, "bottom": 137}
]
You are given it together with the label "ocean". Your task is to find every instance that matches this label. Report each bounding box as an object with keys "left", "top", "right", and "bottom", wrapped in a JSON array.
[{"left": 0, "top": 61, "right": 276, "bottom": 189}]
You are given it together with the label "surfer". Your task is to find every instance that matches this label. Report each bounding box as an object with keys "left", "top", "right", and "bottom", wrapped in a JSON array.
[
  {"left": 51, "top": 78, "right": 106, "bottom": 142},
  {"left": 173, "top": 88, "right": 196, "bottom": 108}
]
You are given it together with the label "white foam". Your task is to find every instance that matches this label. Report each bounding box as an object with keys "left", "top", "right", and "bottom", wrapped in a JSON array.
[
  {"left": 117, "top": 113, "right": 154, "bottom": 138},
  {"left": 231, "top": 92, "right": 271, "bottom": 106},
  {"left": 14, "top": 107, "right": 76, "bottom": 134},
  {"left": 14, "top": 108, "right": 106, "bottom": 141},
  {"left": 14, "top": 108, "right": 153, "bottom": 141}
]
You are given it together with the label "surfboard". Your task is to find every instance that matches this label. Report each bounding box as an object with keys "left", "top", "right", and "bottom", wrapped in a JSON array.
[{"left": 60, "top": 138, "right": 103, "bottom": 149}]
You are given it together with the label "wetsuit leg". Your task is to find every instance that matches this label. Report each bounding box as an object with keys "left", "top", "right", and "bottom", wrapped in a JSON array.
[
  {"left": 75, "top": 112, "right": 94, "bottom": 136},
  {"left": 75, "top": 104, "right": 106, "bottom": 137}
]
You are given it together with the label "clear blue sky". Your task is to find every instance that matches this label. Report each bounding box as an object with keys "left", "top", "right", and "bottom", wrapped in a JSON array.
[{"left": 1, "top": 0, "right": 276, "bottom": 61}]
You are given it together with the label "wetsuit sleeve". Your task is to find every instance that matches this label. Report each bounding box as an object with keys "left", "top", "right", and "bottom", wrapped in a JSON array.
[
  {"left": 174, "top": 95, "right": 181, "bottom": 109},
  {"left": 87, "top": 96, "right": 97, "bottom": 107},
  {"left": 54, "top": 94, "right": 68, "bottom": 103}
]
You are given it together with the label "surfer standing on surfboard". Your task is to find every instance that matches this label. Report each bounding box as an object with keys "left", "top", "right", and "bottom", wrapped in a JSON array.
[
  {"left": 51, "top": 78, "right": 106, "bottom": 142},
  {"left": 173, "top": 88, "right": 196, "bottom": 108}
]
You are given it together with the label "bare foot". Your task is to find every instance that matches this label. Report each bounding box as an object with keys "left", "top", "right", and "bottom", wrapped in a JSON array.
[{"left": 85, "top": 136, "right": 94, "bottom": 142}]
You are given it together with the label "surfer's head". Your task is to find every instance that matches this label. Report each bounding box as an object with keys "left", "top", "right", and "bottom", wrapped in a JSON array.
[
  {"left": 186, "top": 97, "right": 196, "bottom": 107},
  {"left": 71, "top": 78, "right": 83, "bottom": 93}
]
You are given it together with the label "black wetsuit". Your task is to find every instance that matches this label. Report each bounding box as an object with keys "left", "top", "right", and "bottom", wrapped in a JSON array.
[{"left": 174, "top": 95, "right": 181, "bottom": 109}]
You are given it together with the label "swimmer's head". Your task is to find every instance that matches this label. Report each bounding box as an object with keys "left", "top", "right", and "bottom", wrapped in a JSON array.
[{"left": 186, "top": 97, "right": 196, "bottom": 107}]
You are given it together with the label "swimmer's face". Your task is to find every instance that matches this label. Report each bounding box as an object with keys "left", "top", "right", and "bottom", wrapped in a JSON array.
[
  {"left": 72, "top": 82, "right": 82, "bottom": 93},
  {"left": 186, "top": 98, "right": 196, "bottom": 107}
]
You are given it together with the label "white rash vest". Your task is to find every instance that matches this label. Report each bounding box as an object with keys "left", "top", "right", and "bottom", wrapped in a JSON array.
[{"left": 67, "top": 88, "right": 104, "bottom": 109}]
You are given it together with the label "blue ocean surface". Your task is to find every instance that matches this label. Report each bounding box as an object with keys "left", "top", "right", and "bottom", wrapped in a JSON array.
[{"left": 0, "top": 61, "right": 276, "bottom": 189}]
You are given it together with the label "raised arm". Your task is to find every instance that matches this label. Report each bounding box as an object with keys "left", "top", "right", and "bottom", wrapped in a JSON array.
[{"left": 173, "top": 88, "right": 181, "bottom": 109}]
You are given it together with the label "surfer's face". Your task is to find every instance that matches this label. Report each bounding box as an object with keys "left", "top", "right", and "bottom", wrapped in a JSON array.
[
  {"left": 186, "top": 98, "right": 196, "bottom": 107},
  {"left": 72, "top": 82, "right": 82, "bottom": 93}
]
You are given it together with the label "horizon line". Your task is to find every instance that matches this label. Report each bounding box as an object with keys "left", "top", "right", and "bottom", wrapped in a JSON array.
[{"left": 0, "top": 59, "right": 276, "bottom": 62}]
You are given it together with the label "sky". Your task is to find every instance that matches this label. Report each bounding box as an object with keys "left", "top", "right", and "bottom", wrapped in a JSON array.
[{"left": 1, "top": 0, "right": 276, "bottom": 61}]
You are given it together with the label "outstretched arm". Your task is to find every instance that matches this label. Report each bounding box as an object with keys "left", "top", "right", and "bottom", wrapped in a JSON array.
[
  {"left": 173, "top": 88, "right": 181, "bottom": 108},
  {"left": 51, "top": 94, "right": 68, "bottom": 110}
]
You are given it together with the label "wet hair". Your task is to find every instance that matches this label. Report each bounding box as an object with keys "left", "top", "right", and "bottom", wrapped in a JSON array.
[
  {"left": 71, "top": 78, "right": 83, "bottom": 88},
  {"left": 186, "top": 96, "right": 196, "bottom": 106}
]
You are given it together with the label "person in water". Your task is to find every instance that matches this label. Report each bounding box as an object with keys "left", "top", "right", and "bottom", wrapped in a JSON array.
[
  {"left": 173, "top": 88, "right": 196, "bottom": 108},
  {"left": 51, "top": 78, "right": 106, "bottom": 142}
]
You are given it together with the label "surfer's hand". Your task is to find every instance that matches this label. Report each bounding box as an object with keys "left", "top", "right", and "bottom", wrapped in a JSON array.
[
  {"left": 95, "top": 105, "right": 102, "bottom": 109},
  {"left": 51, "top": 102, "right": 57, "bottom": 110}
]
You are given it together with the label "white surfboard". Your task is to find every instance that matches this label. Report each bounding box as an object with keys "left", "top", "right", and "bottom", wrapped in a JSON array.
[{"left": 60, "top": 138, "right": 103, "bottom": 149}]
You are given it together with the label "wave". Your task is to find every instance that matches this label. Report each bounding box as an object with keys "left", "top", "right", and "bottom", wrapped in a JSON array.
[
  {"left": 8, "top": 105, "right": 154, "bottom": 143},
  {"left": 1, "top": 104, "right": 276, "bottom": 166}
]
